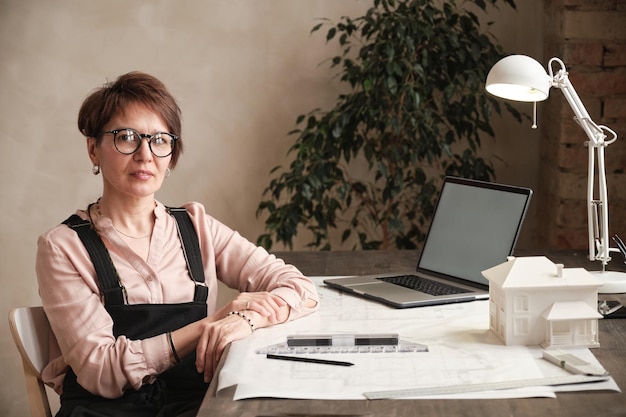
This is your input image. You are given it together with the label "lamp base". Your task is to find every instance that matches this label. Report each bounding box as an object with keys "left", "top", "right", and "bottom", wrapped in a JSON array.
[{"left": 591, "top": 270, "right": 626, "bottom": 294}]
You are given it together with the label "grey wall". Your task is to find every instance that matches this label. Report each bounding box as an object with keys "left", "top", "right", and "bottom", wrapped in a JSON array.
[{"left": 0, "top": 1, "right": 542, "bottom": 415}]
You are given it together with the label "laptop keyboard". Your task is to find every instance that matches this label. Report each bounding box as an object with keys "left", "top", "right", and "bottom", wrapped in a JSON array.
[{"left": 377, "top": 275, "right": 472, "bottom": 296}]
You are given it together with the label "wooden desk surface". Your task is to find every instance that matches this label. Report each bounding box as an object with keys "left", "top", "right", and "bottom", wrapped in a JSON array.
[{"left": 198, "top": 250, "right": 626, "bottom": 417}]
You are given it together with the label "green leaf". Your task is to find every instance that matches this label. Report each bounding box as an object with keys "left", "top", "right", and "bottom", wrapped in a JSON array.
[{"left": 327, "top": 27, "right": 337, "bottom": 41}]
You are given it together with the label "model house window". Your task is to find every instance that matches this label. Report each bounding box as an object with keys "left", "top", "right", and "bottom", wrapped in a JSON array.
[
  {"left": 514, "top": 317, "right": 529, "bottom": 335},
  {"left": 514, "top": 294, "right": 529, "bottom": 313}
]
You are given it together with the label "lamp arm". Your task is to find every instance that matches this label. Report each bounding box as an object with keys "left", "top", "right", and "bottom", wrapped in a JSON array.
[
  {"left": 549, "top": 58, "right": 609, "bottom": 146},
  {"left": 549, "top": 58, "right": 618, "bottom": 267}
]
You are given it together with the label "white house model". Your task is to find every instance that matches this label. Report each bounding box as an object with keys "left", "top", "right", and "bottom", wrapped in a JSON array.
[{"left": 482, "top": 256, "right": 603, "bottom": 349}]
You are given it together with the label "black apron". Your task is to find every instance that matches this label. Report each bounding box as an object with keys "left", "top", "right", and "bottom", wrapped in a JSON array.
[{"left": 56, "top": 208, "right": 210, "bottom": 417}]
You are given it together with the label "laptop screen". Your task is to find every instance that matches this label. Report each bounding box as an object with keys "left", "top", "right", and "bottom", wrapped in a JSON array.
[{"left": 417, "top": 177, "right": 532, "bottom": 286}]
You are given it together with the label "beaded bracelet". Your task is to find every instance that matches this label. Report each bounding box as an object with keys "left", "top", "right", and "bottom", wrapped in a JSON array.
[
  {"left": 167, "top": 331, "right": 181, "bottom": 364},
  {"left": 227, "top": 311, "right": 255, "bottom": 332}
]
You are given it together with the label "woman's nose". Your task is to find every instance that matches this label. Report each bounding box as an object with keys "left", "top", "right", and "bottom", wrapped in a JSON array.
[{"left": 134, "top": 137, "right": 154, "bottom": 160}]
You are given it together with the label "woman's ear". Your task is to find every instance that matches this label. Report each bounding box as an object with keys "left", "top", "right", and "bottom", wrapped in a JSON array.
[{"left": 86, "top": 137, "right": 98, "bottom": 165}]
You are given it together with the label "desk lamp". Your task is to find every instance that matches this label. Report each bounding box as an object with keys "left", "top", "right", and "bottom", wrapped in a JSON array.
[{"left": 485, "top": 54, "right": 626, "bottom": 294}]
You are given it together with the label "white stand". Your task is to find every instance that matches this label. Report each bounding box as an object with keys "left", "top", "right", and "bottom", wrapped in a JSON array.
[{"left": 591, "top": 270, "right": 626, "bottom": 294}]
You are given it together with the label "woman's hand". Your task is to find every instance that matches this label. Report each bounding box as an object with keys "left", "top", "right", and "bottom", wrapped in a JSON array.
[
  {"left": 194, "top": 313, "right": 255, "bottom": 382},
  {"left": 195, "top": 292, "right": 290, "bottom": 382},
  {"left": 214, "top": 291, "right": 289, "bottom": 325}
]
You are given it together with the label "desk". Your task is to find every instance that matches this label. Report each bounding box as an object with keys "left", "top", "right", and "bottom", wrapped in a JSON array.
[{"left": 198, "top": 250, "right": 626, "bottom": 417}]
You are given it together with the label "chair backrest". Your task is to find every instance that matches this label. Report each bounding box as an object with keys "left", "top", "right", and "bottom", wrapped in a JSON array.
[{"left": 9, "top": 306, "right": 59, "bottom": 417}]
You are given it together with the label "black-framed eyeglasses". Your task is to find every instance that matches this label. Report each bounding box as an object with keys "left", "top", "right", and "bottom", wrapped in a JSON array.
[{"left": 97, "top": 128, "right": 177, "bottom": 158}]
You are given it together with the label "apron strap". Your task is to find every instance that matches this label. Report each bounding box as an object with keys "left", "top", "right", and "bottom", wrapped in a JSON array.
[
  {"left": 166, "top": 207, "right": 208, "bottom": 303},
  {"left": 63, "top": 207, "right": 208, "bottom": 305},
  {"left": 63, "top": 214, "right": 125, "bottom": 305}
]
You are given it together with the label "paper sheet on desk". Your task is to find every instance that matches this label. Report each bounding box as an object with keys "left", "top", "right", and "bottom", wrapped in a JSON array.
[{"left": 216, "top": 277, "right": 620, "bottom": 400}]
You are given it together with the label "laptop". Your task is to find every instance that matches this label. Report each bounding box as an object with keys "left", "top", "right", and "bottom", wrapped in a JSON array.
[{"left": 324, "top": 176, "right": 532, "bottom": 308}]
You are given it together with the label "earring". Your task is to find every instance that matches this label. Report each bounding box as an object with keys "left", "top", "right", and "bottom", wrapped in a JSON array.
[
  {"left": 165, "top": 167, "right": 171, "bottom": 178},
  {"left": 92, "top": 165, "right": 100, "bottom": 175}
]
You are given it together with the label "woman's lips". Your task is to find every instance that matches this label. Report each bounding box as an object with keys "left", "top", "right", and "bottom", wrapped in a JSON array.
[{"left": 132, "top": 170, "right": 153, "bottom": 180}]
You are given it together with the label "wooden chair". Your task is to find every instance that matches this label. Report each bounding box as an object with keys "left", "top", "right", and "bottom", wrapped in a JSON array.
[{"left": 9, "top": 306, "right": 60, "bottom": 417}]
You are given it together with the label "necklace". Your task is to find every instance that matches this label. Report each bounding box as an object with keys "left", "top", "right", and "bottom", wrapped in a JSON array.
[
  {"left": 113, "top": 227, "right": 152, "bottom": 240},
  {"left": 94, "top": 199, "right": 153, "bottom": 239}
]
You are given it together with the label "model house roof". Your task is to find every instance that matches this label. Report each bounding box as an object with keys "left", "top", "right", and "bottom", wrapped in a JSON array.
[
  {"left": 543, "top": 301, "right": 603, "bottom": 320},
  {"left": 482, "top": 256, "right": 603, "bottom": 289}
]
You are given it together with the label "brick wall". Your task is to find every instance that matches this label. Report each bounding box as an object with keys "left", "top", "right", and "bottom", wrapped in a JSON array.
[{"left": 539, "top": 0, "right": 626, "bottom": 254}]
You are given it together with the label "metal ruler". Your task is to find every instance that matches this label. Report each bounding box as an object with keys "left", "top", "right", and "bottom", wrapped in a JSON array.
[
  {"left": 363, "top": 374, "right": 610, "bottom": 399},
  {"left": 256, "top": 340, "right": 428, "bottom": 355}
]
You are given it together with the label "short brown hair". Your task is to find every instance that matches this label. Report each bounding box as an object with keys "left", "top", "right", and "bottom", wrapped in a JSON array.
[{"left": 78, "top": 71, "right": 183, "bottom": 168}]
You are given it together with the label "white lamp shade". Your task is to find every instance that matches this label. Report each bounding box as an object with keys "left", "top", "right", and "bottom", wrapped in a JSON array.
[{"left": 486, "top": 55, "right": 551, "bottom": 102}]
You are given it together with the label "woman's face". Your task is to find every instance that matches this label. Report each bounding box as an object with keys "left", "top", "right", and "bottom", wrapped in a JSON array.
[{"left": 87, "top": 103, "right": 172, "bottom": 202}]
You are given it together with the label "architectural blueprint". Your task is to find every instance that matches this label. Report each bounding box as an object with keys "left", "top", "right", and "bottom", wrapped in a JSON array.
[{"left": 216, "top": 278, "right": 619, "bottom": 400}]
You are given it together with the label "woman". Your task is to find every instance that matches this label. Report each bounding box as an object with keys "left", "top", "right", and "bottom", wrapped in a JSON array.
[{"left": 36, "top": 72, "right": 319, "bottom": 417}]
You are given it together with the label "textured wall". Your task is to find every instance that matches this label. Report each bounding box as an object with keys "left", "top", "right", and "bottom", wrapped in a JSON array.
[{"left": 540, "top": 0, "right": 626, "bottom": 251}]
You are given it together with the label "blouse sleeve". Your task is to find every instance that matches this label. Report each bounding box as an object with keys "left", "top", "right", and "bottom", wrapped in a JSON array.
[
  {"left": 184, "top": 202, "right": 319, "bottom": 320},
  {"left": 36, "top": 224, "right": 170, "bottom": 398}
]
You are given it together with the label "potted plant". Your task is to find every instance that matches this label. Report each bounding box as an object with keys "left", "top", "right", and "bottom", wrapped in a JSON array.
[{"left": 257, "top": 0, "right": 520, "bottom": 250}]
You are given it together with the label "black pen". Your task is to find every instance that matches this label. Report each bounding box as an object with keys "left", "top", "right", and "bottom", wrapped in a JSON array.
[{"left": 266, "top": 353, "right": 354, "bottom": 367}]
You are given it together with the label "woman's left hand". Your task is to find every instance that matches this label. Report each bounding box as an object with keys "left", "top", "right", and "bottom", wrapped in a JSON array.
[{"left": 215, "top": 291, "right": 289, "bottom": 325}]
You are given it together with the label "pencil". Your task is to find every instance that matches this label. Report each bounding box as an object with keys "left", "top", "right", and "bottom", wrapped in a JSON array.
[{"left": 266, "top": 353, "right": 354, "bottom": 367}]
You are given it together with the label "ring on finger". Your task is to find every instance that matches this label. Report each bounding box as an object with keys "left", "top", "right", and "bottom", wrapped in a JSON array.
[{"left": 246, "top": 301, "right": 250, "bottom": 310}]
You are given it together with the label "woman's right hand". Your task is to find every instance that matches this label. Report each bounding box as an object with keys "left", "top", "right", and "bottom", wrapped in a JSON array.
[
  {"left": 194, "top": 292, "right": 290, "bottom": 382},
  {"left": 194, "top": 310, "right": 257, "bottom": 382}
]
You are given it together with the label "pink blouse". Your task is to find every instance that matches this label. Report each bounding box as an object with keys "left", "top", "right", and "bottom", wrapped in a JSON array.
[{"left": 36, "top": 201, "right": 318, "bottom": 398}]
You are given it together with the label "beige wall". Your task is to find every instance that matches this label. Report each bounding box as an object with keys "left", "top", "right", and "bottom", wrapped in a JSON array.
[{"left": 0, "top": 1, "right": 542, "bottom": 415}]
